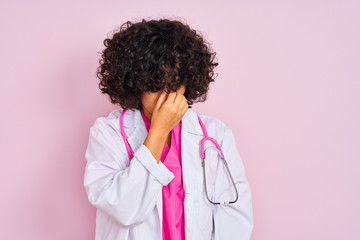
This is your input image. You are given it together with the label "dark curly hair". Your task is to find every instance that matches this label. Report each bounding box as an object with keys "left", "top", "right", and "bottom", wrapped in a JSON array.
[{"left": 96, "top": 18, "right": 219, "bottom": 110}]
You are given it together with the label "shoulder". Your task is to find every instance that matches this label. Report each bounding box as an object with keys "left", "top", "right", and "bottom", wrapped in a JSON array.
[
  {"left": 195, "top": 110, "right": 231, "bottom": 146},
  {"left": 197, "top": 112, "right": 225, "bottom": 129},
  {"left": 92, "top": 109, "right": 121, "bottom": 127},
  {"left": 89, "top": 109, "right": 123, "bottom": 139}
]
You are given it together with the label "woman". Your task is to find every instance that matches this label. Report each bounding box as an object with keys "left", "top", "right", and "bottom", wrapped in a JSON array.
[{"left": 84, "top": 18, "right": 253, "bottom": 240}]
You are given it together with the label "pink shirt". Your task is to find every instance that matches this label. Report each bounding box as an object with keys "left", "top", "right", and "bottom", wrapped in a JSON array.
[{"left": 140, "top": 110, "right": 185, "bottom": 240}]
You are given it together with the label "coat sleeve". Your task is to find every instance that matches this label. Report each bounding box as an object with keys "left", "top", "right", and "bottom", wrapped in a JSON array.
[
  {"left": 212, "top": 123, "right": 254, "bottom": 239},
  {"left": 83, "top": 118, "right": 175, "bottom": 227}
]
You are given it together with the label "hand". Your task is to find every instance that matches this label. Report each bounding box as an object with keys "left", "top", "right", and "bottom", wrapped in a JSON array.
[{"left": 150, "top": 85, "right": 188, "bottom": 135}]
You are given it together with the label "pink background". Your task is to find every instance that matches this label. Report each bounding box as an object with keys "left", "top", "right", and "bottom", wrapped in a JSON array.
[{"left": 1, "top": 1, "right": 359, "bottom": 239}]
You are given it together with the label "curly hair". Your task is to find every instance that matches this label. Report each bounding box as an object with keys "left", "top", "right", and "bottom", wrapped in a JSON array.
[{"left": 96, "top": 18, "right": 219, "bottom": 110}]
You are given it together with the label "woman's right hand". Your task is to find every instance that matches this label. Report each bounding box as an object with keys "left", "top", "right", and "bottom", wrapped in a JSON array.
[{"left": 150, "top": 84, "right": 188, "bottom": 135}]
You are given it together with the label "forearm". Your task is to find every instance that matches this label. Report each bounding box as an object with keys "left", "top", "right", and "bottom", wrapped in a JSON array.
[{"left": 143, "top": 127, "right": 168, "bottom": 164}]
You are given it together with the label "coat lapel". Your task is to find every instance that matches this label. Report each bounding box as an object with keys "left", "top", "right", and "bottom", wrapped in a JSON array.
[{"left": 121, "top": 107, "right": 214, "bottom": 239}]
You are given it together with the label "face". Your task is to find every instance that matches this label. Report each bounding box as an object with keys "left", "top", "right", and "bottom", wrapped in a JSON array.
[
  {"left": 141, "top": 62, "right": 184, "bottom": 118},
  {"left": 141, "top": 84, "right": 186, "bottom": 117}
]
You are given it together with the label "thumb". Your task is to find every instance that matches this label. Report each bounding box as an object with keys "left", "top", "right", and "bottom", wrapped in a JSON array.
[{"left": 154, "top": 90, "right": 168, "bottom": 111}]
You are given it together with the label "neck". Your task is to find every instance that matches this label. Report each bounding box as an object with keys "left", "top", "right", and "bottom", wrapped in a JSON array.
[{"left": 141, "top": 107, "right": 152, "bottom": 122}]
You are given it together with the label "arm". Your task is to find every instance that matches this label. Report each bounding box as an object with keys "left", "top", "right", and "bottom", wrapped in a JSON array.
[
  {"left": 212, "top": 124, "right": 254, "bottom": 239},
  {"left": 83, "top": 119, "right": 175, "bottom": 227}
]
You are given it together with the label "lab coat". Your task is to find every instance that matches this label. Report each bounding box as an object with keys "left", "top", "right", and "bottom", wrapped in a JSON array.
[{"left": 84, "top": 107, "right": 254, "bottom": 240}]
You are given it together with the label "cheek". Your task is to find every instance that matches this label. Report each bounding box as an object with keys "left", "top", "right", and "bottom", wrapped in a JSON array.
[{"left": 142, "top": 92, "right": 161, "bottom": 108}]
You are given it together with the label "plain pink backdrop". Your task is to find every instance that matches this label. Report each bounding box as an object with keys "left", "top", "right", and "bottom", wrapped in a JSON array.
[{"left": 1, "top": 0, "right": 359, "bottom": 239}]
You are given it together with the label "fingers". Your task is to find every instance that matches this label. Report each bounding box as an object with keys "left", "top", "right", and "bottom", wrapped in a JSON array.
[
  {"left": 178, "top": 85, "right": 186, "bottom": 95},
  {"left": 174, "top": 92, "right": 188, "bottom": 114},
  {"left": 179, "top": 97, "right": 188, "bottom": 112},
  {"left": 175, "top": 85, "right": 186, "bottom": 106},
  {"left": 165, "top": 90, "right": 177, "bottom": 103},
  {"left": 154, "top": 90, "right": 168, "bottom": 111},
  {"left": 165, "top": 85, "right": 186, "bottom": 104}
]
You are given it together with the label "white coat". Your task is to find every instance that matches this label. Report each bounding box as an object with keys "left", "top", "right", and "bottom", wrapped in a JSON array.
[{"left": 84, "top": 107, "right": 254, "bottom": 240}]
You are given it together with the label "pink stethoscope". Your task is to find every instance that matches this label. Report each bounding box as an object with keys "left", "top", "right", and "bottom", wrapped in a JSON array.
[{"left": 119, "top": 108, "right": 239, "bottom": 205}]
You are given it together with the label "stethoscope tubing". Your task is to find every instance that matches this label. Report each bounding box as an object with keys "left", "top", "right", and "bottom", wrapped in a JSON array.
[{"left": 120, "top": 108, "right": 239, "bottom": 205}]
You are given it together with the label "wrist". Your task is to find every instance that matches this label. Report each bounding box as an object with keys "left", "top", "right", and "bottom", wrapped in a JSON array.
[{"left": 148, "top": 126, "right": 168, "bottom": 140}]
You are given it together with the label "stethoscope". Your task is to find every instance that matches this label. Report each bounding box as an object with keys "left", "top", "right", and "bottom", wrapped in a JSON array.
[{"left": 119, "top": 108, "right": 239, "bottom": 205}]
